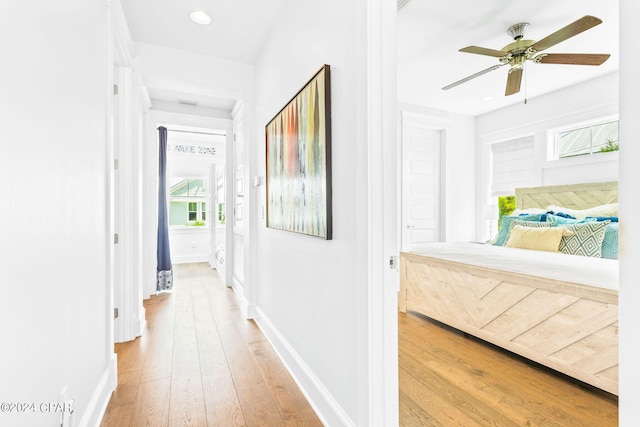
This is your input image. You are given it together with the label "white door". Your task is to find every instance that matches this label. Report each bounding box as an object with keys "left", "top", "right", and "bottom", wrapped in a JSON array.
[{"left": 401, "top": 114, "right": 442, "bottom": 251}]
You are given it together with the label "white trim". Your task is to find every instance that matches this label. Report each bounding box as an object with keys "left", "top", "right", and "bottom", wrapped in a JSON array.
[
  {"left": 106, "top": 0, "right": 135, "bottom": 67},
  {"left": 171, "top": 254, "right": 210, "bottom": 264},
  {"left": 134, "top": 310, "right": 146, "bottom": 337},
  {"left": 254, "top": 307, "right": 355, "bottom": 427},
  {"left": 619, "top": 2, "right": 640, "bottom": 422},
  {"left": 478, "top": 99, "right": 618, "bottom": 144},
  {"left": 356, "top": 0, "right": 399, "bottom": 425},
  {"left": 104, "top": 4, "right": 118, "bottom": 407},
  {"left": 78, "top": 357, "right": 117, "bottom": 427},
  {"left": 230, "top": 277, "right": 256, "bottom": 319}
]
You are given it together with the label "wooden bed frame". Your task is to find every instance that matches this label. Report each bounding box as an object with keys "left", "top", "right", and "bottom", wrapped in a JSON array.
[{"left": 399, "top": 181, "right": 619, "bottom": 395}]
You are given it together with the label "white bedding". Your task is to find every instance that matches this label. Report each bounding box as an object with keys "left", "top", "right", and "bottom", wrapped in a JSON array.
[{"left": 409, "top": 242, "right": 618, "bottom": 291}]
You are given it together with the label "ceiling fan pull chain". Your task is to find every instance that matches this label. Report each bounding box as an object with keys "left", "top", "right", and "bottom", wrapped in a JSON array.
[{"left": 524, "top": 65, "right": 528, "bottom": 104}]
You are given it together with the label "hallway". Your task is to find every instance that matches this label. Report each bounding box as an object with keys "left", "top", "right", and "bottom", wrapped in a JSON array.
[{"left": 100, "top": 263, "right": 322, "bottom": 426}]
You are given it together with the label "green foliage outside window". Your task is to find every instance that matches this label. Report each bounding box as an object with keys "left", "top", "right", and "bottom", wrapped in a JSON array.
[
  {"left": 498, "top": 196, "right": 516, "bottom": 230},
  {"left": 218, "top": 203, "right": 226, "bottom": 225},
  {"left": 599, "top": 139, "right": 619, "bottom": 153}
]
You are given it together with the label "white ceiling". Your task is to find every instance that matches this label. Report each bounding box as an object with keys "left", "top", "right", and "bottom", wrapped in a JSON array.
[
  {"left": 120, "top": 0, "right": 619, "bottom": 117},
  {"left": 397, "top": 0, "right": 619, "bottom": 116},
  {"left": 120, "top": 0, "right": 284, "bottom": 64}
]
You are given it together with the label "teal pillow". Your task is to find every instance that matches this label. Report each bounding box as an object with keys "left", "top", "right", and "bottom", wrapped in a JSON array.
[
  {"left": 559, "top": 220, "right": 610, "bottom": 258},
  {"left": 494, "top": 214, "right": 545, "bottom": 246},
  {"left": 601, "top": 223, "right": 619, "bottom": 260},
  {"left": 547, "top": 214, "right": 589, "bottom": 225}
]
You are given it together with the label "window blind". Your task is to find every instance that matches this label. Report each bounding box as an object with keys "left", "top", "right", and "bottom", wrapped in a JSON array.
[{"left": 490, "top": 136, "right": 535, "bottom": 196}]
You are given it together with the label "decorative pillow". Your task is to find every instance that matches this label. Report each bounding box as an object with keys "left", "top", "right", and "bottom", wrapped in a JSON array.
[
  {"left": 546, "top": 211, "right": 576, "bottom": 219},
  {"left": 559, "top": 220, "right": 611, "bottom": 257},
  {"left": 493, "top": 214, "right": 546, "bottom": 246},
  {"left": 547, "top": 214, "right": 588, "bottom": 225},
  {"left": 601, "top": 223, "right": 619, "bottom": 260},
  {"left": 505, "top": 225, "right": 573, "bottom": 252},
  {"left": 511, "top": 208, "right": 548, "bottom": 216},
  {"left": 545, "top": 203, "right": 618, "bottom": 220},
  {"left": 502, "top": 219, "right": 554, "bottom": 246},
  {"left": 586, "top": 216, "right": 619, "bottom": 223}
]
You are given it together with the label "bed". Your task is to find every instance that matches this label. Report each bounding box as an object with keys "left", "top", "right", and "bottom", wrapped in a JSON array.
[{"left": 399, "top": 181, "right": 619, "bottom": 395}]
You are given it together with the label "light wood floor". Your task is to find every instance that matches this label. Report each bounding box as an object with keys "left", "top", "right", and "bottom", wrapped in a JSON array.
[
  {"left": 399, "top": 311, "right": 618, "bottom": 427},
  {"left": 100, "top": 263, "right": 322, "bottom": 427},
  {"left": 101, "top": 263, "right": 618, "bottom": 426}
]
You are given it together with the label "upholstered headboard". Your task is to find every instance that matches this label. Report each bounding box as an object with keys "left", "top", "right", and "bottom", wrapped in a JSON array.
[{"left": 515, "top": 181, "right": 618, "bottom": 210}]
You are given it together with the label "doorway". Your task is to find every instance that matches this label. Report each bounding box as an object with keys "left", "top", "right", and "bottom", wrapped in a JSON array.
[{"left": 163, "top": 125, "right": 227, "bottom": 269}]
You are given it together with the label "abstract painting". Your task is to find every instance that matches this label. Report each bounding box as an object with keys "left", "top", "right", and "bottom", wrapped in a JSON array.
[{"left": 266, "top": 65, "right": 332, "bottom": 239}]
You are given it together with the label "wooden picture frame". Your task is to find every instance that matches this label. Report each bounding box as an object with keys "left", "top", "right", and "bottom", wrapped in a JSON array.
[{"left": 265, "top": 65, "right": 332, "bottom": 239}]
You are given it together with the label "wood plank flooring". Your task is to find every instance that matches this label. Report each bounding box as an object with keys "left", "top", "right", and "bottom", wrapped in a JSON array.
[
  {"left": 399, "top": 311, "right": 618, "bottom": 427},
  {"left": 100, "top": 263, "right": 322, "bottom": 427},
  {"left": 101, "top": 263, "right": 618, "bottom": 426}
]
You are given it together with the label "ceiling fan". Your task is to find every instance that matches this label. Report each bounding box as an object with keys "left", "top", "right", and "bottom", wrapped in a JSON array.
[{"left": 442, "top": 15, "right": 611, "bottom": 96}]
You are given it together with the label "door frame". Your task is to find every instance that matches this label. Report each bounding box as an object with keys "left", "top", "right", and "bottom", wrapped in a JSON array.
[{"left": 357, "top": 0, "right": 399, "bottom": 425}]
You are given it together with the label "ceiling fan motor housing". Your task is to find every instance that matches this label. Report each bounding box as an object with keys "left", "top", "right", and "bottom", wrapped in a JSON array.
[
  {"left": 507, "top": 22, "right": 530, "bottom": 40},
  {"left": 501, "top": 39, "right": 537, "bottom": 68}
]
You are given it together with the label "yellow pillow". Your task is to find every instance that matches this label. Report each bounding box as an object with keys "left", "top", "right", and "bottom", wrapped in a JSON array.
[{"left": 505, "top": 225, "right": 573, "bottom": 252}]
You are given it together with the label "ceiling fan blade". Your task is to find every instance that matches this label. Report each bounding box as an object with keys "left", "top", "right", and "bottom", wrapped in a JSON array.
[
  {"left": 459, "top": 46, "right": 507, "bottom": 58},
  {"left": 505, "top": 68, "right": 523, "bottom": 96},
  {"left": 535, "top": 53, "right": 610, "bottom": 66},
  {"left": 442, "top": 64, "right": 506, "bottom": 90},
  {"left": 531, "top": 15, "right": 603, "bottom": 52}
]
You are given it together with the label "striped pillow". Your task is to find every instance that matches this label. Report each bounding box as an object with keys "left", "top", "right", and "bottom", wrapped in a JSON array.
[{"left": 505, "top": 225, "right": 573, "bottom": 252}]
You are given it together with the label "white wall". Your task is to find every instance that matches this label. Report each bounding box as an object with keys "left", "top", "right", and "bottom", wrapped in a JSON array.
[
  {"left": 475, "top": 72, "right": 619, "bottom": 239},
  {"left": 251, "top": 1, "right": 384, "bottom": 425},
  {"left": 0, "top": 1, "right": 113, "bottom": 426},
  {"left": 169, "top": 228, "right": 210, "bottom": 263},
  {"left": 134, "top": 41, "right": 253, "bottom": 107}
]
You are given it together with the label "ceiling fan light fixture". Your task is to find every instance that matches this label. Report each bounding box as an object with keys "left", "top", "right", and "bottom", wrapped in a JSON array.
[{"left": 189, "top": 10, "right": 212, "bottom": 25}]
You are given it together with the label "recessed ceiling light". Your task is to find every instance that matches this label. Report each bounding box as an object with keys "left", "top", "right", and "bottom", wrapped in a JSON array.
[
  {"left": 480, "top": 96, "right": 493, "bottom": 102},
  {"left": 189, "top": 10, "right": 211, "bottom": 25}
]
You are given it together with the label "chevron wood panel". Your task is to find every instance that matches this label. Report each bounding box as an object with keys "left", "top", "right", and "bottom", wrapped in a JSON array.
[
  {"left": 400, "top": 253, "right": 619, "bottom": 395},
  {"left": 515, "top": 181, "right": 618, "bottom": 210}
]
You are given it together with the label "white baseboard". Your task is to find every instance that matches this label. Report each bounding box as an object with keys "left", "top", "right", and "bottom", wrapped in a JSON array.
[
  {"left": 172, "top": 254, "right": 209, "bottom": 264},
  {"left": 78, "top": 353, "right": 117, "bottom": 427},
  {"left": 254, "top": 307, "right": 354, "bottom": 427},
  {"left": 135, "top": 307, "right": 146, "bottom": 337},
  {"left": 231, "top": 277, "right": 255, "bottom": 319}
]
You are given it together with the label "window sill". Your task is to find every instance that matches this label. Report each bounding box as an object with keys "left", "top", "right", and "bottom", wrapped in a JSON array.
[
  {"left": 545, "top": 150, "right": 619, "bottom": 168},
  {"left": 170, "top": 226, "right": 210, "bottom": 231}
]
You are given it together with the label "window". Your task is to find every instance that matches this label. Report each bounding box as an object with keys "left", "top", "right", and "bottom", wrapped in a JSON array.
[
  {"left": 555, "top": 120, "right": 619, "bottom": 159},
  {"left": 188, "top": 202, "right": 197, "bottom": 221},
  {"left": 497, "top": 196, "right": 515, "bottom": 230},
  {"left": 169, "top": 178, "right": 207, "bottom": 226},
  {"left": 490, "top": 136, "right": 535, "bottom": 197}
]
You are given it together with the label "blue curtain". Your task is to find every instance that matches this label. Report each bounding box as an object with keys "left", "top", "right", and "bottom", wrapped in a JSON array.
[{"left": 157, "top": 126, "right": 173, "bottom": 291}]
